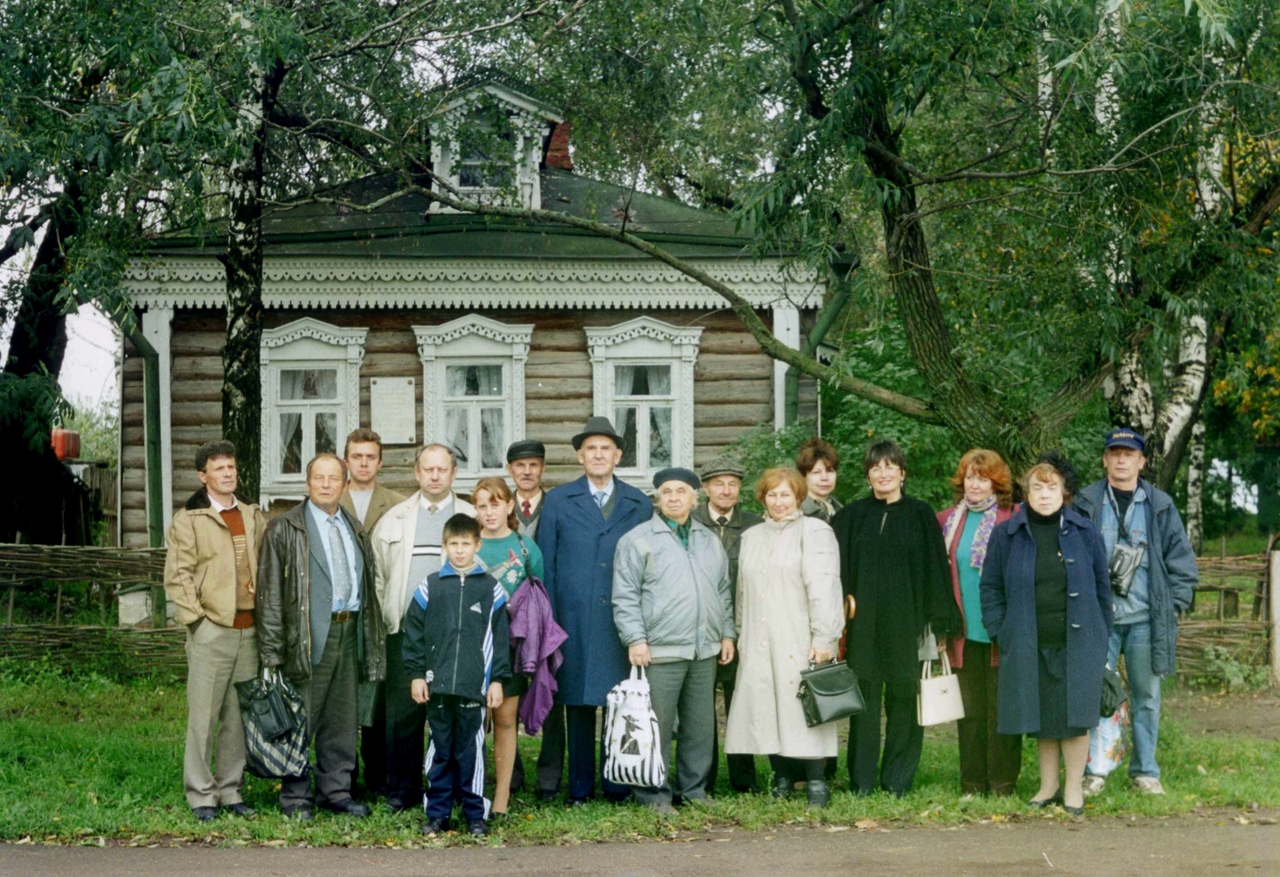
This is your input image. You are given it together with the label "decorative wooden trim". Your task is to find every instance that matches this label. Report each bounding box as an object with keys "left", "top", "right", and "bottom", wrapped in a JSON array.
[
  {"left": 124, "top": 257, "right": 823, "bottom": 311},
  {"left": 584, "top": 316, "right": 703, "bottom": 474},
  {"left": 141, "top": 307, "right": 174, "bottom": 534}
]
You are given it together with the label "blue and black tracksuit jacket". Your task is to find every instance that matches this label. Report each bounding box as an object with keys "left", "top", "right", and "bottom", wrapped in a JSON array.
[{"left": 403, "top": 559, "right": 511, "bottom": 702}]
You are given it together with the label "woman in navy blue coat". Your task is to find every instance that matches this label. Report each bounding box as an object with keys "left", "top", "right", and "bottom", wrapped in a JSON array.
[{"left": 980, "top": 459, "right": 1112, "bottom": 815}]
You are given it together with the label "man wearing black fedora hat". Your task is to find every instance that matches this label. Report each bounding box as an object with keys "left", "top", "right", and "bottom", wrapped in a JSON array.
[{"left": 536, "top": 416, "right": 653, "bottom": 805}]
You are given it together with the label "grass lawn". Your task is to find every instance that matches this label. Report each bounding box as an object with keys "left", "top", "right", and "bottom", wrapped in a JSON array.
[{"left": 2, "top": 664, "right": 1277, "bottom": 847}]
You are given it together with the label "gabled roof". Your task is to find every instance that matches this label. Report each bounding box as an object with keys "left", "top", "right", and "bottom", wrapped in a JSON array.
[
  {"left": 436, "top": 68, "right": 564, "bottom": 123},
  {"left": 149, "top": 169, "right": 775, "bottom": 260}
]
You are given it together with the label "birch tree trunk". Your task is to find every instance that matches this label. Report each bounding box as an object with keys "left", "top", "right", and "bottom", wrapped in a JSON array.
[
  {"left": 219, "top": 4, "right": 284, "bottom": 502},
  {"left": 1185, "top": 418, "right": 1206, "bottom": 555}
]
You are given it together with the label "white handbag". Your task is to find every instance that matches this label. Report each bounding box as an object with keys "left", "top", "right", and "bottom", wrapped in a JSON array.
[
  {"left": 602, "top": 666, "right": 666, "bottom": 788},
  {"left": 917, "top": 649, "right": 966, "bottom": 727}
]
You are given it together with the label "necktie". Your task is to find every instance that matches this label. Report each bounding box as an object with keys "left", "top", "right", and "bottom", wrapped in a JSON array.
[
  {"left": 595, "top": 492, "right": 606, "bottom": 509},
  {"left": 428, "top": 504, "right": 438, "bottom": 515},
  {"left": 328, "top": 516, "right": 352, "bottom": 609},
  {"left": 522, "top": 500, "right": 532, "bottom": 518},
  {"left": 717, "top": 516, "right": 729, "bottom": 527}
]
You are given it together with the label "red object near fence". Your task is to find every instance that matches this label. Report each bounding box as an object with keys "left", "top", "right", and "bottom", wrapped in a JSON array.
[{"left": 51, "top": 428, "right": 80, "bottom": 461}]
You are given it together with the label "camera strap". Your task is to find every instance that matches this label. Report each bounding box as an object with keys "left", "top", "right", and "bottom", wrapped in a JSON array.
[{"left": 1105, "top": 484, "right": 1131, "bottom": 543}]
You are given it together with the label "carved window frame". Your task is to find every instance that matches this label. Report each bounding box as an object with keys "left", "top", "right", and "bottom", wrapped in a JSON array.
[
  {"left": 414, "top": 315, "right": 534, "bottom": 485},
  {"left": 259, "top": 317, "right": 367, "bottom": 505},
  {"left": 585, "top": 316, "right": 703, "bottom": 481}
]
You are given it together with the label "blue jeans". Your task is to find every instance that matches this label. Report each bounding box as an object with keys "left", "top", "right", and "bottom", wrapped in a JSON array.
[{"left": 1089, "top": 622, "right": 1161, "bottom": 779}]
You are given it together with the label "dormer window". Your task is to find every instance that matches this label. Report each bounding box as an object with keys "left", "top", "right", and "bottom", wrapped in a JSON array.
[{"left": 429, "top": 81, "right": 564, "bottom": 213}]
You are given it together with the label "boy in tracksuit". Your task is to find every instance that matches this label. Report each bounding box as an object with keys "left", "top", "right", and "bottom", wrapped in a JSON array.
[{"left": 405, "top": 513, "right": 509, "bottom": 837}]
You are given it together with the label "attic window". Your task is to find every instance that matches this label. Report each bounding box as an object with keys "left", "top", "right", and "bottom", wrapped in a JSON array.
[{"left": 457, "top": 131, "right": 515, "bottom": 191}]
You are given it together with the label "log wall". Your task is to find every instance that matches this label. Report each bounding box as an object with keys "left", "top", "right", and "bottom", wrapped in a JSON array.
[{"left": 121, "top": 306, "right": 816, "bottom": 544}]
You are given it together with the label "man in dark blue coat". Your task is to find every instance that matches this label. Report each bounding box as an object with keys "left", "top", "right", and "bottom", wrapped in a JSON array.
[{"left": 536, "top": 416, "right": 654, "bottom": 804}]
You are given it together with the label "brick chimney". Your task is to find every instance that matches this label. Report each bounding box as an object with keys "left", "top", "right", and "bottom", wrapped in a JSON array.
[{"left": 544, "top": 121, "right": 573, "bottom": 171}]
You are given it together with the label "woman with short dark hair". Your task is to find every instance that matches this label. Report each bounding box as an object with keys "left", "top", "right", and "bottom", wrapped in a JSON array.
[
  {"left": 979, "top": 459, "right": 1112, "bottom": 815},
  {"left": 797, "top": 438, "right": 841, "bottom": 522},
  {"left": 831, "top": 440, "right": 960, "bottom": 797}
]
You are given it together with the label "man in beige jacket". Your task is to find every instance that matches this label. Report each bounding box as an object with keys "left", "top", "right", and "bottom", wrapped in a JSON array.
[{"left": 163, "top": 440, "right": 266, "bottom": 823}]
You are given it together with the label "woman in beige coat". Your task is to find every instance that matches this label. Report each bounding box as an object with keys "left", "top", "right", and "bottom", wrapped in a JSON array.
[{"left": 725, "top": 467, "right": 844, "bottom": 807}]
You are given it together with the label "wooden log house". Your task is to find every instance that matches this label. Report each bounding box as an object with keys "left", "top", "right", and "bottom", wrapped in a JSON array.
[{"left": 118, "top": 78, "right": 821, "bottom": 547}]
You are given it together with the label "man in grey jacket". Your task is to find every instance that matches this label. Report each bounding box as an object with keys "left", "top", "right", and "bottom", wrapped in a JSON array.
[
  {"left": 1074, "top": 428, "right": 1198, "bottom": 797},
  {"left": 612, "top": 467, "right": 736, "bottom": 815}
]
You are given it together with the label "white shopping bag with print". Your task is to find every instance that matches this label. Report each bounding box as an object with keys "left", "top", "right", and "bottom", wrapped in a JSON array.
[
  {"left": 1086, "top": 700, "right": 1130, "bottom": 777},
  {"left": 602, "top": 666, "right": 666, "bottom": 788}
]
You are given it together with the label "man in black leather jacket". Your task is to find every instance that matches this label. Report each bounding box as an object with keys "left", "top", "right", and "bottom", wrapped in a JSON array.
[{"left": 256, "top": 453, "right": 387, "bottom": 819}]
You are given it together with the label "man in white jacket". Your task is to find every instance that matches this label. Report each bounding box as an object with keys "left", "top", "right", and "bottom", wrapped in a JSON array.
[{"left": 371, "top": 443, "right": 475, "bottom": 812}]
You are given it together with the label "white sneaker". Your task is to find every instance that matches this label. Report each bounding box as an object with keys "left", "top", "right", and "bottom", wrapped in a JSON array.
[
  {"left": 1081, "top": 775, "right": 1106, "bottom": 797},
  {"left": 1132, "top": 776, "right": 1165, "bottom": 795}
]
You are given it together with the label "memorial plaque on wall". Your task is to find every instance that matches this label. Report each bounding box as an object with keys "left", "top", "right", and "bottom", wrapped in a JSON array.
[{"left": 370, "top": 377, "right": 416, "bottom": 444}]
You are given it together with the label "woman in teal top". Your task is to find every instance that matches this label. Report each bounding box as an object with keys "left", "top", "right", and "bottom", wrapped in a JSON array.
[
  {"left": 473, "top": 476, "right": 543, "bottom": 817},
  {"left": 937, "top": 450, "right": 1020, "bottom": 797}
]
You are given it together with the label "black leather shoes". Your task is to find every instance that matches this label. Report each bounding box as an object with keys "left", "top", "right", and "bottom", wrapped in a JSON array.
[
  {"left": 537, "top": 790, "right": 558, "bottom": 803},
  {"left": 192, "top": 806, "right": 217, "bottom": 823},
  {"left": 771, "top": 775, "right": 794, "bottom": 800},
  {"left": 319, "top": 797, "right": 371, "bottom": 817},
  {"left": 467, "top": 819, "right": 489, "bottom": 837},
  {"left": 1028, "top": 792, "right": 1064, "bottom": 808},
  {"left": 421, "top": 817, "right": 450, "bottom": 835},
  {"left": 384, "top": 795, "right": 415, "bottom": 814},
  {"left": 282, "top": 804, "right": 314, "bottom": 821},
  {"left": 222, "top": 803, "right": 255, "bottom": 818},
  {"left": 806, "top": 780, "right": 831, "bottom": 808}
]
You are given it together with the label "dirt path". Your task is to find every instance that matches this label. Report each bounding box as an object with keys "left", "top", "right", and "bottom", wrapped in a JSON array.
[
  {"left": 1165, "top": 687, "right": 1280, "bottom": 739},
  {"left": 3, "top": 813, "right": 1276, "bottom": 877}
]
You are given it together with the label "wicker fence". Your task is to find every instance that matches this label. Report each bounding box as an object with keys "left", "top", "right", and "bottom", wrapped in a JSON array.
[{"left": 0, "top": 543, "right": 1276, "bottom": 683}]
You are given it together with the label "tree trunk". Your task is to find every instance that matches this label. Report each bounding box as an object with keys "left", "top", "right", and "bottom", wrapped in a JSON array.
[
  {"left": 1185, "top": 418, "right": 1205, "bottom": 555},
  {"left": 218, "top": 7, "right": 285, "bottom": 502}
]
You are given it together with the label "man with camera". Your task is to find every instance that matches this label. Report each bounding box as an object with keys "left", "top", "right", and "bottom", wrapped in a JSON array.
[{"left": 1074, "top": 428, "right": 1198, "bottom": 797}]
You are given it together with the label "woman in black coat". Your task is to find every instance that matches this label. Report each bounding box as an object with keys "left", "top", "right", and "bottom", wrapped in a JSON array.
[
  {"left": 832, "top": 440, "right": 961, "bottom": 797},
  {"left": 979, "top": 460, "right": 1112, "bottom": 815}
]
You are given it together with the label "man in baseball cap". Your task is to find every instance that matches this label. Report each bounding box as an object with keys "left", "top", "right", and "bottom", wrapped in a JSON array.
[{"left": 1074, "top": 427, "right": 1197, "bottom": 799}]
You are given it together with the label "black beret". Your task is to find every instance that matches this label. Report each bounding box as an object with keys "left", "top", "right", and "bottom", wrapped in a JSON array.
[{"left": 652, "top": 467, "right": 700, "bottom": 491}]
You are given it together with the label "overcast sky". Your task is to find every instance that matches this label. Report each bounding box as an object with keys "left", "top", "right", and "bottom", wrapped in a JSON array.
[{"left": 0, "top": 304, "right": 119, "bottom": 410}]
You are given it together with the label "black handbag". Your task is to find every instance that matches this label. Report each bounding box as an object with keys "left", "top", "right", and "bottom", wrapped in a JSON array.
[
  {"left": 1100, "top": 665, "right": 1127, "bottom": 718},
  {"left": 796, "top": 660, "right": 864, "bottom": 727},
  {"left": 236, "top": 671, "right": 296, "bottom": 742}
]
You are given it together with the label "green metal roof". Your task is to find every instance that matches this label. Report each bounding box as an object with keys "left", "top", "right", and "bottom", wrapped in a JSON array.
[{"left": 149, "top": 169, "right": 783, "bottom": 261}]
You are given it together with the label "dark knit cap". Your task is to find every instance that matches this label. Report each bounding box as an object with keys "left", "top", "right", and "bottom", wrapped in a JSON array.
[{"left": 652, "top": 467, "right": 701, "bottom": 491}]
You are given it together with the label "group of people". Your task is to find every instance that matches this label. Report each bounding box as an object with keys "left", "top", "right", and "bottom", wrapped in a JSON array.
[{"left": 164, "top": 415, "right": 1197, "bottom": 836}]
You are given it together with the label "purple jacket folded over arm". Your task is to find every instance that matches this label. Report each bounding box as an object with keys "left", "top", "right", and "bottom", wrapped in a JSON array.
[{"left": 508, "top": 575, "right": 567, "bottom": 734}]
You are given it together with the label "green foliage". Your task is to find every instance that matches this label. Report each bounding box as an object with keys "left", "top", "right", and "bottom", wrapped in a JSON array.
[
  {"left": 1193, "top": 646, "right": 1273, "bottom": 693},
  {"left": 60, "top": 398, "right": 120, "bottom": 470},
  {"left": 0, "top": 371, "right": 71, "bottom": 454}
]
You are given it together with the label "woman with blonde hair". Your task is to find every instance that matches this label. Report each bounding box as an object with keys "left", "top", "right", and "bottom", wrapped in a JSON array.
[
  {"left": 471, "top": 476, "right": 544, "bottom": 819},
  {"left": 724, "top": 468, "right": 844, "bottom": 807},
  {"left": 980, "top": 458, "right": 1112, "bottom": 815},
  {"left": 937, "top": 449, "right": 1021, "bottom": 796}
]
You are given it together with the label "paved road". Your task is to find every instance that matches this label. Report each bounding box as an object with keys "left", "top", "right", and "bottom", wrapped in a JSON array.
[{"left": 2, "top": 817, "right": 1275, "bottom": 877}]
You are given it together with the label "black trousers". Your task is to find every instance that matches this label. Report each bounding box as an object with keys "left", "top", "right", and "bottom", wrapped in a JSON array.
[
  {"left": 425, "top": 695, "right": 487, "bottom": 822},
  {"left": 384, "top": 631, "right": 427, "bottom": 803},
  {"left": 358, "top": 680, "right": 387, "bottom": 796},
  {"left": 847, "top": 675, "right": 923, "bottom": 795},
  {"left": 280, "top": 618, "right": 359, "bottom": 809},
  {"left": 566, "top": 705, "right": 629, "bottom": 802},
  {"left": 535, "top": 703, "right": 566, "bottom": 795},
  {"left": 956, "top": 640, "right": 1022, "bottom": 795},
  {"left": 705, "top": 665, "right": 759, "bottom": 792}
]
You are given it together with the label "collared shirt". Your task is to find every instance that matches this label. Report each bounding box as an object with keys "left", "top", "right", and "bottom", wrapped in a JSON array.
[
  {"left": 208, "top": 493, "right": 237, "bottom": 513},
  {"left": 589, "top": 479, "right": 615, "bottom": 509},
  {"left": 307, "top": 500, "right": 362, "bottom": 612},
  {"left": 419, "top": 492, "right": 455, "bottom": 516},
  {"left": 517, "top": 490, "right": 543, "bottom": 516},
  {"left": 661, "top": 513, "right": 692, "bottom": 549}
]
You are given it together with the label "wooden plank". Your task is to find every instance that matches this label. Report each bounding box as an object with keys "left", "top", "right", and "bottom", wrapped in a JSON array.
[
  {"left": 121, "top": 489, "right": 146, "bottom": 510},
  {"left": 692, "top": 379, "right": 772, "bottom": 404},
  {"left": 1271, "top": 549, "right": 1279, "bottom": 685},
  {"left": 695, "top": 425, "right": 760, "bottom": 446},
  {"left": 694, "top": 402, "right": 773, "bottom": 428},
  {"left": 698, "top": 333, "right": 765, "bottom": 355},
  {"left": 360, "top": 353, "right": 423, "bottom": 377},
  {"left": 172, "top": 356, "right": 229, "bottom": 381},
  {"left": 530, "top": 329, "right": 587, "bottom": 351},
  {"left": 527, "top": 378, "right": 592, "bottom": 400},
  {"left": 526, "top": 355, "right": 590, "bottom": 378},
  {"left": 170, "top": 332, "right": 226, "bottom": 356},
  {"left": 695, "top": 355, "right": 773, "bottom": 381},
  {"left": 171, "top": 401, "right": 222, "bottom": 428},
  {"left": 168, "top": 379, "right": 224, "bottom": 403}
]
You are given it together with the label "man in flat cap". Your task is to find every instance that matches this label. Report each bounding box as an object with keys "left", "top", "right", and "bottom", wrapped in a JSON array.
[
  {"left": 1075, "top": 428, "right": 1197, "bottom": 798},
  {"left": 506, "top": 440, "right": 548, "bottom": 540},
  {"left": 536, "top": 416, "right": 653, "bottom": 804},
  {"left": 612, "top": 468, "right": 735, "bottom": 814},
  {"left": 692, "top": 455, "right": 763, "bottom": 793}
]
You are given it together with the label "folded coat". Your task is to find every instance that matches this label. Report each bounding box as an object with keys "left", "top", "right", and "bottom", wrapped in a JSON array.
[{"left": 508, "top": 574, "right": 567, "bottom": 734}]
